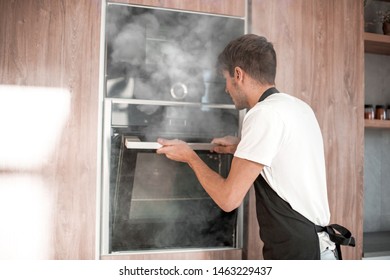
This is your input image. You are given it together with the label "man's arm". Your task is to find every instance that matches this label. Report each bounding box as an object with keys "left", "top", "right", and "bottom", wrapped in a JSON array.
[
  {"left": 211, "top": 135, "right": 240, "bottom": 154},
  {"left": 156, "top": 138, "right": 263, "bottom": 212}
]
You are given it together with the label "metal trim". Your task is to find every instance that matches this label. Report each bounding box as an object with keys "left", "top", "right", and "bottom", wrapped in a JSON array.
[
  {"left": 95, "top": 0, "right": 107, "bottom": 259},
  {"left": 100, "top": 99, "right": 112, "bottom": 255},
  {"left": 108, "top": 97, "right": 237, "bottom": 110}
]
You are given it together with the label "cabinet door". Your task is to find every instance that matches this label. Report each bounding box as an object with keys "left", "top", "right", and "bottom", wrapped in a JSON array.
[{"left": 0, "top": 0, "right": 101, "bottom": 259}]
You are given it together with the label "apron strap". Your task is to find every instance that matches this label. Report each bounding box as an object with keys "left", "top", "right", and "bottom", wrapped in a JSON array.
[
  {"left": 258, "top": 87, "right": 279, "bottom": 102},
  {"left": 315, "top": 224, "right": 356, "bottom": 260}
]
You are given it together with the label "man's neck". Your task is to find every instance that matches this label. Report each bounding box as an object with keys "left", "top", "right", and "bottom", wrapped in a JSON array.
[{"left": 248, "top": 84, "right": 275, "bottom": 108}]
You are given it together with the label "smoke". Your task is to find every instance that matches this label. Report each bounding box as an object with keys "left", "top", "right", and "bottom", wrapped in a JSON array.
[
  {"left": 111, "top": 23, "right": 145, "bottom": 65},
  {"left": 120, "top": 153, "right": 237, "bottom": 250},
  {"left": 106, "top": 5, "right": 243, "bottom": 251},
  {"left": 106, "top": 5, "right": 243, "bottom": 140},
  {"left": 105, "top": 4, "right": 243, "bottom": 92}
]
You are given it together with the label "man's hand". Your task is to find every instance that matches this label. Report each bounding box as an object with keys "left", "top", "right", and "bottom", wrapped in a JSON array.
[
  {"left": 211, "top": 136, "right": 240, "bottom": 154},
  {"left": 156, "top": 138, "right": 197, "bottom": 163}
]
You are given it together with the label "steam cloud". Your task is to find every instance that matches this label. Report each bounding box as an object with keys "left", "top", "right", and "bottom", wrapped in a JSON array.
[
  {"left": 106, "top": 4, "right": 244, "bottom": 251},
  {"left": 105, "top": 4, "right": 243, "bottom": 141}
]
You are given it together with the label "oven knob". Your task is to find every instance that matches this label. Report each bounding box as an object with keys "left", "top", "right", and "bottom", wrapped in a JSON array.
[{"left": 170, "top": 82, "right": 188, "bottom": 100}]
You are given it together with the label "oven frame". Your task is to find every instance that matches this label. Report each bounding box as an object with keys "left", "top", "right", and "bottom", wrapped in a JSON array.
[
  {"left": 97, "top": 1, "right": 249, "bottom": 258},
  {"left": 100, "top": 98, "right": 245, "bottom": 256}
]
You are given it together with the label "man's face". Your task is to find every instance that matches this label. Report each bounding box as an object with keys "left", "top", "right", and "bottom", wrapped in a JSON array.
[{"left": 222, "top": 70, "right": 249, "bottom": 110}]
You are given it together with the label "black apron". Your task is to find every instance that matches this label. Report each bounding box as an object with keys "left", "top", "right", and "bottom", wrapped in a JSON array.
[{"left": 254, "top": 88, "right": 355, "bottom": 260}]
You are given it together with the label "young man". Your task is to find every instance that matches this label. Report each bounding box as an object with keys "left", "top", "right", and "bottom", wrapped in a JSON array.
[{"left": 156, "top": 34, "right": 354, "bottom": 259}]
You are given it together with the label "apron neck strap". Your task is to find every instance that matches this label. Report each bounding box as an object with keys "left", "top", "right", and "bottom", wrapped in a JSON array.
[{"left": 258, "top": 87, "right": 279, "bottom": 103}]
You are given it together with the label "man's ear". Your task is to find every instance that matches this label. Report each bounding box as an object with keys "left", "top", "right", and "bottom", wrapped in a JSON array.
[{"left": 234, "top": 66, "right": 244, "bottom": 82}]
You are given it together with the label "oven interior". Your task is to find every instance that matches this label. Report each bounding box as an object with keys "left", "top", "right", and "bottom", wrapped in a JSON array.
[{"left": 109, "top": 134, "right": 237, "bottom": 252}]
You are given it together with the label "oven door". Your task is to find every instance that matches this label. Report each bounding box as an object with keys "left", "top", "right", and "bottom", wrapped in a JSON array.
[{"left": 107, "top": 136, "right": 239, "bottom": 253}]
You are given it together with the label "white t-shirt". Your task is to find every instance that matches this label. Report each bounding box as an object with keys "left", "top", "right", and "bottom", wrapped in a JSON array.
[{"left": 235, "top": 93, "right": 330, "bottom": 226}]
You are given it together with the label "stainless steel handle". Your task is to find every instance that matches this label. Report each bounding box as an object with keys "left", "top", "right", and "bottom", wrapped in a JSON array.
[
  {"left": 124, "top": 137, "right": 216, "bottom": 151},
  {"left": 187, "top": 143, "right": 217, "bottom": 150}
]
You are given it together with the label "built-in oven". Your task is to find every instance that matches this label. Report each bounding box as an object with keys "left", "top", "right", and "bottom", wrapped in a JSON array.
[
  {"left": 110, "top": 137, "right": 236, "bottom": 251},
  {"left": 101, "top": 100, "right": 244, "bottom": 255},
  {"left": 99, "top": 2, "right": 246, "bottom": 257}
]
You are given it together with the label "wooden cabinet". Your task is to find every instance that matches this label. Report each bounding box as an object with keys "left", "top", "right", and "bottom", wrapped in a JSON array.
[
  {"left": 108, "top": 0, "right": 245, "bottom": 17},
  {"left": 0, "top": 0, "right": 101, "bottom": 260},
  {"left": 0, "top": 0, "right": 367, "bottom": 260}
]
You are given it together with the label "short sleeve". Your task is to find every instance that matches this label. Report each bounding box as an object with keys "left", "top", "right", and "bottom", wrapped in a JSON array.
[{"left": 234, "top": 106, "right": 286, "bottom": 167}]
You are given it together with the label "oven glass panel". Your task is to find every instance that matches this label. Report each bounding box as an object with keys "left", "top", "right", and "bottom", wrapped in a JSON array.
[
  {"left": 109, "top": 135, "right": 237, "bottom": 252},
  {"left": 105, "top": 4, "right": 245, "bottom": 104}
]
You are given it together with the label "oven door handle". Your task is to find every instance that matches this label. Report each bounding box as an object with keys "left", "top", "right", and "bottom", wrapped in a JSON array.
[{"left": 124, "top": 138, "right": 216, "bottom": 151}]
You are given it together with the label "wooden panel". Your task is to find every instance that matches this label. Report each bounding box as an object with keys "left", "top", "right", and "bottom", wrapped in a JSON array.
[
  {"left": 101, "top": 249, "right": 242, "bottom": 260},
  {"left": 0, "top": 0, "right": 101, "bottom": 259},
  {"left": 249, "top": 0, "right": 364, "bottom": 259},
  {"left": 108, "top": 0, "right": 246, "bottom": 17},
  {"left": 365, "top": 119, "right": 390, "bottom": 128},
  {"left": 364, "top": 32, "right": 390, "bottom": 55}
]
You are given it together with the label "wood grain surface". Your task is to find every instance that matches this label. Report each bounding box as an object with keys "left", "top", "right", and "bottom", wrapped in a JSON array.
[
  {"left": 0, "top": 0, "right": 364, "bottom": 260},
  {"left": 364, "top": 32, "right": 390, "bottom": 55},
  {"left": 0, "top": 0, "right": 101, "bottom": 259},
  {"left": 109, "top": 0, "right": 246, "bottom": 17}
]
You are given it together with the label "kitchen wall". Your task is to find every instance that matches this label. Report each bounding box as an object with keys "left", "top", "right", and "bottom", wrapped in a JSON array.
[
  {"left": 0, "top": 0, "right": 364, "bottom": 260},
  {"left": 364, "top": 53, "right": 390, "bottom": 232}
]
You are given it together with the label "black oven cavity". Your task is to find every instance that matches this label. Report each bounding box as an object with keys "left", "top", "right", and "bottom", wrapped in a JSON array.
[{"left": 109, "top": 135, "right": 237, "bottom": 251}]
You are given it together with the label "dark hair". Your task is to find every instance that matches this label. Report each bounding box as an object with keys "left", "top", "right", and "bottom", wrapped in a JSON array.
[{"left": 217, "top": 34, "right": 277, "bottom": 85}]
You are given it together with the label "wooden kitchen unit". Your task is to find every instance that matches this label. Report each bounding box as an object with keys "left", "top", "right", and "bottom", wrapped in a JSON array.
[
  {"left": 0, "top": 0, "right": 364, "bottom": 260},
  {"left": 109, "top": 0, "right": 246, "bottom": 17}
]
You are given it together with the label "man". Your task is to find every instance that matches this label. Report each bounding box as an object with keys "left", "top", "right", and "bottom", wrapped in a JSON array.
[{"left": 156, "top": 34, "right": 354, "bottom": 259}]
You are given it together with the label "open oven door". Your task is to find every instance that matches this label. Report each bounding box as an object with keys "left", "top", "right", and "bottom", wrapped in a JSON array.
[{"left": 108, "top": 136, "right": 239, "bottom": 253}]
